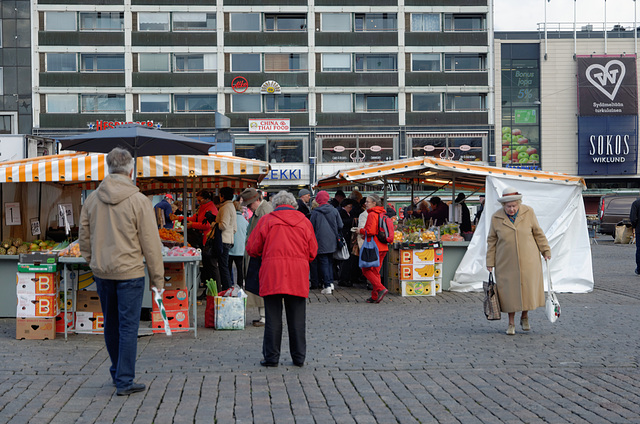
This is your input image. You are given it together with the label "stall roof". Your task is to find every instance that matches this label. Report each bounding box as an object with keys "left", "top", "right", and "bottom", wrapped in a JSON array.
[
  {"left": 316, "top": 157, "right": 586, "bottom": 189},
  {"left": 0, "top": 152, "right": 270, "bottom": 189}
]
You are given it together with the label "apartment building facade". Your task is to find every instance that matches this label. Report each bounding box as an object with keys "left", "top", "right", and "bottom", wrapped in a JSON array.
[{"left": 32, "top": 0, "right": 492, "bottom": 189}]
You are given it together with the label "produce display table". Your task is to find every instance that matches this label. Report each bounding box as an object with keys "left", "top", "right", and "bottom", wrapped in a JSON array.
[{"left": 59, "top": 255, "right": 201, "bottom": 339}]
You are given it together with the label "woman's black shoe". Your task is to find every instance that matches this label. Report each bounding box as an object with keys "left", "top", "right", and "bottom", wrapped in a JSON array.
[
  {"left": 366, "top": 297, "right": 376, "bottom": 303},
  {"left": 260, "top": 360, "right": 278, "bottom": 367}
]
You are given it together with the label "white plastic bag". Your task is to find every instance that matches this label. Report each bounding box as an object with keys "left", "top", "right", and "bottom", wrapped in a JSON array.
[{"left": 545, "top": 260, "right": 560, "bottom": 323}]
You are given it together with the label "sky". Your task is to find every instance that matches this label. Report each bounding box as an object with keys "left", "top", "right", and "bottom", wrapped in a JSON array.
[{"left": 494, "top": 0, "right": 640, "bottom": 31}]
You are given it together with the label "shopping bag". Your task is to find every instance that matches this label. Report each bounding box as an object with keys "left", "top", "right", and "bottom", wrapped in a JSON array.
[
  {"left": 545, "top": 259, "right": 560, "bottom": 323},
  {"left": 204, "top": 224, "right": 223, "bottom": 257},
  {"left": 333, "top": 237, "right": 350, "bottom": 260},
  {"left": 483, "top": 272, "right": 501, "bottom": 320},
  {"left": 614, "top": 222, "right": 633, "bottom": 244},
  {"left": 151, "top": 287, "right": 172, "bottom": 336},
  {"left": 214, "top": 296, "right": 246, "bottom": 330},
  {"left": 358, "top": 232, "right": 380, "bottom": 268},
  {"left": 205, "top": 295, "right": 216, "bottom": 328}
]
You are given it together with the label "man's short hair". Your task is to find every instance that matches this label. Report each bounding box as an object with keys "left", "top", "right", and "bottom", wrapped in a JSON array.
[{"left": 106, "top": 147, "right": 134, "bottom": 175}]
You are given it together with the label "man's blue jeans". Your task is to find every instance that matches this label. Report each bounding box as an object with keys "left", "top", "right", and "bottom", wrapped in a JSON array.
[
  {"left": 95, "top": 276, "right": 145, "bottom": 390},
  {"left": 316, "top": 253, "right": 334, "bottom": 289}
]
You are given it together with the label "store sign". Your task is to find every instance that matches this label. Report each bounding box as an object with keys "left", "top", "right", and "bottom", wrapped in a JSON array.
[
  {"left": 232, "top": 76, "right": 248, "bottom": 93},
  {"left": 578, "top": 116, "right": 638, "bottom": 175},
  {"left": 93, "top": 120, "right": 154, "bottom": 131},
  {"left": 249, "top": 119, "right": 290, "bottom": 133},
  {"left": 261, "top": 164, "right": 308, "bottom": 185},
  {"left": 577, "top": 56, "right": 638, "bottom": 116},
  {"left": 260, "top": 80, "right": 281, "bottom": 94}
]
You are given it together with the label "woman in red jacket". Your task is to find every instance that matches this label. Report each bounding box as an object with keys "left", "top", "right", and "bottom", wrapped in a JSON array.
[
  {"left": 246, "top": 190, "right": 318, "bottom": 368},
  {"left": 186, "top": 190, "right": 219, "bottom": 295},
  {"left": 359, "top": 194, "right": 389, "bottom": 304}
]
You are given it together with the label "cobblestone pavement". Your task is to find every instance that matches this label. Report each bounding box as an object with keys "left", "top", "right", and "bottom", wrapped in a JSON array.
[{"left": 1, "top": 239, "right": 639, "bottom": 423}]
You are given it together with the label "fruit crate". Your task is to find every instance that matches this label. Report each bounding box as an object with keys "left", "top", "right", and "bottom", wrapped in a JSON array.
[{"left": 394, "top": 241, "right": 441, "bottom": 249}]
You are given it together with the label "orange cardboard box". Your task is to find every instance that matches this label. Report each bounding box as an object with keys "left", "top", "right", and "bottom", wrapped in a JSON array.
[
  {"left": 163, "top": 264, "right": 186, "bottom": 289},
  {"left": 16, "top": 272, "right": 59, "bottom": 295},
  {"left": 151, "top": 289, "right": 188, "bottom": 312},
  {"left": 16, "top": 317, "right": 56, "bottom": 340},
  {"left": 55, "top": 312, "right": 75, "bottom": 333},
  {"left": 152, "top": 309, "right": 189, "bottom": 333},
  {"left": 16, "top": 294, "right": 59, "bottom": 317},
  {"left": 75, "top": 311, "right": 104, "bottom": 333}
]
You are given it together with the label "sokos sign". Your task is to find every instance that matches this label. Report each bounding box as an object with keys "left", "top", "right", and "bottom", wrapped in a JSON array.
[
  {"left": 578, "top": 116, "right": 638, "bottom": 175},
  {"left": 577, "top": 56, "right": 638, "bottom": 116}
]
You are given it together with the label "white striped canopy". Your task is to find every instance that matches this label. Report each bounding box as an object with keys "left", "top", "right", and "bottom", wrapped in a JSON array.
[{"left": 0, "top": 152, "right": 270, "bottom": 190}]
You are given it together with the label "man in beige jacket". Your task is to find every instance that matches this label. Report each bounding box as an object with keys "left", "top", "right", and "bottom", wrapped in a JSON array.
[
  {"left": 216, "top": 186, "right": 238, "bottom": 290},
  {"left": 79, "top": 147, "right": 164, "bottom": 396}
]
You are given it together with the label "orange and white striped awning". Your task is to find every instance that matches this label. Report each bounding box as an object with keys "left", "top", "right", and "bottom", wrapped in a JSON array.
[
  {"left": 316, "top": 157, "right": 586, "bottom": 189},
  {"left": 0, "top": 152, "right": 270, "bottom": 189}
]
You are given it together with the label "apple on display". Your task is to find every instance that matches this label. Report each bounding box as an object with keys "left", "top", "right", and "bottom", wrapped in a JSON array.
[
  {"left": 526, "top": 147, "right": 537, "bottom": 155},
  {"left": 516, "top": 137, "right": 529, "bottom": 145},
  {"left": 529, "top": 154, "right": 539, "bottom": 162},
  {"left": 518, "top": 152, "right": 529, "bottom": 160},
  {"left": 511, "top": 129, "right": 522, "bottom": 136}
]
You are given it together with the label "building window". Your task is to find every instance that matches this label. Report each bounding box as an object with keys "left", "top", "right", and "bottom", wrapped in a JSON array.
[
  {"left": 230, "top": 13, "right": 261, "bottom": 32},
  {"left": 139, "top": 54, "right": 170, "bottom": 72},
  {"left": 234, "top": 137, "right": 266, "bottom": 161},
  {"left": 321, "top": 136, "right": 395, "bottom": 163},
  {"left": 411, "top": 13, "right": 440, "bottom": 32},
  {"left": 268, "top": 139, "right": 303, "bottom": 163},
  {"left": 445, "top": 93, "right": 485, "bottom": 112},
  {"left": 81, "top": 54, "right": 124, "bottom": 72},
  {"left": 355, "top": 54, "right": 397, "bottom": 72},
  {"left": 355, "top": 94, "right": 397, "bottom": 112},
  {"left": 45, "top": 12, "right": 77, "bottom": 31},
  {"left": 0, "top": 21, "right": 2, "bottom": 47},
  {"left": 0, "top": 115, "right": 11, "bottom": 134},
  {"left": 174, "top": 54, "right": 216, "bottom": 72},
  {"left": 81, "top": 94, "right": 125, "bottom": 113},
  {"left": 322, "top": 54, "right": 351, "bottom": 72},
  {"left": 46, "top": 53, "right": 77, "bottom": 72},
  {"left": 174, "top": 95, "right": 216, "bottom": 113},
  {"left": 265, "top": 14, "right": 306, "bottom": 31},
  {"left": 355, "top": 14, "right": 397, "bottom": 32},
  {"left": 322, "top": 94, "right": 352, "bottom": 112},
  {"left": 411, "top": 135, "right": 483, "bottom": 162},
  {"left": 231, "top": 94, "right": 261, "bottom": 112},
  {"left": 444, "top": 14, "right": 485, "bottom": 31},
  {"left": 231, "top": 54, "right": 261, "bottom": 72},
  {"left": 0, "top": 68, "right": 3, "bottom": 95},
  {"left": 320, "top": 13, "right": 350, "bottom": 32},
  {"left": 264, "top": 54, "right": 307, "bottom": 72},
  {"left": 265, "top": 94, "right": 307, "bottom": 113},
  {"left": 47, "top": 94, "right": 78, "bottom": 113},
  {"left": 412, "top": 94, "right": 441, "bottom": 112},
  {"left": 79, "top": 12, "right": 124, "bottom": 31},
  {"left": 444, "top": 54, "right": 485, "bottom": 71},
  {"left": 172, "top": 13, "right": 216, "bottom": 31},
  {"left": 412, "top": 53, "right": 440, "bottom": 72},
  {"left": 140, "top": 94, "right": 170, "bottom": 113},
  {"left": 138, "top": 13, "right": 170, "bottom": 31}
]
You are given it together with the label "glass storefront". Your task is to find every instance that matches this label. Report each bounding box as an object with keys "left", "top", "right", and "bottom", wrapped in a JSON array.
[
  {"left": 318, "top": 133, "right": 397, "bottom": 163},
  {"left": 500, "top": 44, "right": 541, "bottom": 169},
  {"left": 409, "top": 133, "right": 485, "bottom": 162}
]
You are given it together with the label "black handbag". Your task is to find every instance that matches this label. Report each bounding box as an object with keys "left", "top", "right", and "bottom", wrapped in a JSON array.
[
  {"left": 244, "top": 256, "right": 262, "bottom": 296},
  {"left": 204, "top": 224, "right": 223, "bottom": 258}
]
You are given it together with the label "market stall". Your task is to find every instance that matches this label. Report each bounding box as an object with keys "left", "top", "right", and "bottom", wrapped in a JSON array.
[
  {"left": 316, "top": 157, "right": 593, "bottom": 294},
  {"left": 0, "top": 152, "right": 270, "bottom": 332}
]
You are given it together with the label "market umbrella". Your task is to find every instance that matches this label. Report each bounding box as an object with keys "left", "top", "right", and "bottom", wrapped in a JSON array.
[{"left": 58, "top": 123, "right": 214, "bottom": 182}]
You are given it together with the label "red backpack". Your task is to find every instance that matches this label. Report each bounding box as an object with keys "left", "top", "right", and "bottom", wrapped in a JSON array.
[{"left": 376, "top": 213, "right": 395, "bottom": 244}]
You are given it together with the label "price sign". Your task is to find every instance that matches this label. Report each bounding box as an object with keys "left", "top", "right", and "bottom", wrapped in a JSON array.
[
  {"left": 30, "top": 218, "right": 41, "bottom": 236},
  {"left": 5, "top": 202, "right": 21, "bottom": 226},
  {"left": 57, "top": 204, "right": 74, "bottom": 227}
]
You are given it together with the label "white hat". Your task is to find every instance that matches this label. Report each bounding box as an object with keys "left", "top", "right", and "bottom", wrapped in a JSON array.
[{"left": 498, "top": 186, "right": 522, "bottom": 203}]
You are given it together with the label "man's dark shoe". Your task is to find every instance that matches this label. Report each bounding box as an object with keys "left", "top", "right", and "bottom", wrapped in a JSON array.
[
  {"left": 375, "top": 289, "right": 389, "bottom": 303},
  {"left": 635, "top": 268, "right": 640, "bottom": 275},
  {"left": 293, "top": 361, "right": 304, "bottom": 367},
  {"left": 260, "top": 360, "right": 278, "bottom": 367},
  {"left": 116, "top": 383, "right": 146, "bottom": 396},
  {"left": 252, "top": 319, "right": 265, "bottom": 327}
]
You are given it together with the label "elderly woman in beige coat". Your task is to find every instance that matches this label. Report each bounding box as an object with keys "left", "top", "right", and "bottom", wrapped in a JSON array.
[{"left": 486, "top": 186, "right": 551, "bottom": 335}]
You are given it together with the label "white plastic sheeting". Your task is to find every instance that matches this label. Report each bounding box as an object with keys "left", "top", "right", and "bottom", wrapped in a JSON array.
[{"left": 450, "top": 175, "right": 594, "bottom": 293}]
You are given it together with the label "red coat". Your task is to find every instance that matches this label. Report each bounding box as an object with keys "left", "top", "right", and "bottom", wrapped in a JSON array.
[
  {"left": 187, "top": 200, "right": 218, "bottom": 245},
  {"left": 246, "top": 205, "right": 318, "bottom": 298},
  {"left": 359, "top": 206, "right": 389, "bottom": 253}
]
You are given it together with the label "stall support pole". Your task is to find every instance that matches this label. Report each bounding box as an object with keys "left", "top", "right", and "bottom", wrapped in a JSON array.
[{"left": 451, "top": 177, "right": 456, "bottom": 223}]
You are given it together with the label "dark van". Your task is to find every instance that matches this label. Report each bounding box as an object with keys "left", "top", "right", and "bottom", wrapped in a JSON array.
[{"left": 598, "top": 194, "right": 638, "bottom": 236}]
